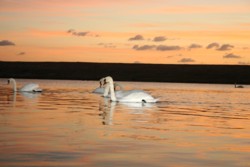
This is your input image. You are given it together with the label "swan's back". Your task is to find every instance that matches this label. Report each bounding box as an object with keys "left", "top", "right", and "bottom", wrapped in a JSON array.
[
  {"left": 20, "top": 83, "right": 41, "bottom": 92},
  {"left": 118, "top": 90, "right": 157, "bottom": 103}
]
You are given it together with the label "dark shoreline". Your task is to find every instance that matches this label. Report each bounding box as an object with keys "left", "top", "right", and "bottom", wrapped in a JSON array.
[{"left": 1, "top": 61, "right": 250, "bottom": 84}]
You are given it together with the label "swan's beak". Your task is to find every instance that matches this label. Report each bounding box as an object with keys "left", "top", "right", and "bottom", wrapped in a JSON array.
[{"left": 99, "top": 78, "right": 106, "bottom": 87}]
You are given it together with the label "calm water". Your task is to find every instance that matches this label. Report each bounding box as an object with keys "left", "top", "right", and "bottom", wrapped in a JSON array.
[{"left": 0, "top": 78, "right": 249, "bottom": 167}]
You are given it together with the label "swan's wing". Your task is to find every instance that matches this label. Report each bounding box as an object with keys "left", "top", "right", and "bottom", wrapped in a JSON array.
[
  {"left": 117, "top": 90, "right": 143, "bottom": 96},
  {"left": 20, "top": 83, "right": 41, "bottom": 92},
  {"left": 114, "top": 90, "right": 144, "bottom": 98},
  {"left": 114, "top": 90, "right": 126, "bottom": 98}
]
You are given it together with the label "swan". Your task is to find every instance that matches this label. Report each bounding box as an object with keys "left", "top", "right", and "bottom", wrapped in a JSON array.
[
  {"left": 102, "top": 76, "right": 127, "bottom": 98},
  {"left": 103, "top": 76, "right": 158, "bottom": 103},
  {"left": 234, "top": 83, "right": 244, "bottom": 88},
  {"left": 92, "top": 77, "right": 123, "bottom": 94},
  {"left": 7, "top": 78, "right": 42, "bottom": 92}
]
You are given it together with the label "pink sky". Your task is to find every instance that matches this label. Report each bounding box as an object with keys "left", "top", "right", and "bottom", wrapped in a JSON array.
[{"left": 0, "top": 0, "right": 249, "bottom": 64}]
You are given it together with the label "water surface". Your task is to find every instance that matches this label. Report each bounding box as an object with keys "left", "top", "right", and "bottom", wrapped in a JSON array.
[{"left": 0, "top": 79, "right": 249, "bottom": 167}]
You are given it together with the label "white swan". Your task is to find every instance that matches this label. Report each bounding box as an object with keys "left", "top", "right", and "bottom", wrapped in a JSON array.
[
  {"left": 7, "top": 78, "right": 42, "bottom": 92},
  {"left": 234, "top": 83, "right": 244, "bottom": 88},
  {"left": 92, "top": 77, "right": 123, "bottom": 94},
  {"left": 103, "top": 76, "right": 158, "bottom": 103}
]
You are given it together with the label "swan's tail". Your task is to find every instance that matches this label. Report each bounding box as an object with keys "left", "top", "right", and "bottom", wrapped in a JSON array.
[
  {"left": 33, "top": 88, "right": 43, "bottom": 92},
  {"left": 143, "top": 98, "right": 159, "bottom": 103}
]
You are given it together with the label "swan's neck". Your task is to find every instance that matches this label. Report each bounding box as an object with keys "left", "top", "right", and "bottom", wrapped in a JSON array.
[
  {"left": 103, "top": 83, "right": 110, "bottom": 97},
  {"left": 10, "top": 79, "right": 17, "bottom": 92},
  {"left": 109, "top": 81, "right": 117, "bottom": 102}
]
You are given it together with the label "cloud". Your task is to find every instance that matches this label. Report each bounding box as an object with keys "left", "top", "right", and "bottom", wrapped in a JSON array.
[
  {"left": 98, "top": 43, "right": 116, "bottom": 48},
  {"left": 206, "top": 43, "right": 234, "bottom": 51},
  {"left": 67, "top": 29, "right": 89, "bottom": 37},
  {"left": 67, "top": 29, "right": 75, "bottom": 33},
  {"left": 217, "top": 44, "right": 234, "bottom": 51},
  {"left": 129, "top": 35, "right": 144, "bottom": 41},
  {"left": 132, "top": 45, "right": 155, "bottom": 50},
  {"left": 178, "top": 58, "right": 195, "bottom": 63},
  {"left": 17, "top": 52, "right": 25, "bottom": 55},
  {"left": 73, "top": 31, "right": 89, "bottom": 36},
  {"left": 223, "top": 53, "right": 241, "bottom": 59},
  {"left": 132, "top": 44, "right": 182, "bottom": 51},
  {"left": 206, "top": 42, "right": 219, "bottom": 49},
  {"left": 153, "top": 36, "right": 167, "bottom": 42},
  {"left": 0, "top": 40, "right": 15, "bottom": 46},
  {"left": 188, "top": 43, "right": 202, "bottom": 49},
  {"left": 238, "top": 61, "right": 249, "bottom": 65},
  {"left": 156, "top": 45, "right": 182, "bottom": 51}
]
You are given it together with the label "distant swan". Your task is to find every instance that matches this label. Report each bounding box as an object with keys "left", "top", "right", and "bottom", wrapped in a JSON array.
[
  {"left": 103, "top": 76, "right": 158, "bottom": 103},
  {"left": 92, "top": 77, "right": 123, "bottom": 94},
  {"left": 235, "top": 83, "right": 244, "bottom": 88},
  {"left": 7, "top": 78, "right": 42, "bottom": 92}
]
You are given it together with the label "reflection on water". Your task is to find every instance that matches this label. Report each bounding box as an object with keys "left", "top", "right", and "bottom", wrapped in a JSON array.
[
  {"left": 99, "top": 99, "right": 115, "bottom": 125},
  {"left": 99, "top": 99, "right": 156, "bottom": 126},
  {"left": 0, "top": 78, "right": 250, "bottom": 167}
]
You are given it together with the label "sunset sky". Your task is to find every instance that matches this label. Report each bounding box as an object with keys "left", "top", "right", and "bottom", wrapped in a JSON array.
[{"left": 0, "top": 0, "right": 249, "bottom": 64}]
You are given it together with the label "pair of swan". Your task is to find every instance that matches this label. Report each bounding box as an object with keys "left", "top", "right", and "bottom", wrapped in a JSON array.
[
  {"left": 100, "top": 76, "right": 158, "bottom": 103},
  {"left": 7, "top": 78, "right": 42, "bottom": 92}
]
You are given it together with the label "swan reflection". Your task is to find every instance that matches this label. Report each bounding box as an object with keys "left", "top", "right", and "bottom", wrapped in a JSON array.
[
  {"left": 99, "top": 98, "right": 156, "bottom": 125},
  {"left": 21, "top": 92, "right": 41, "bottom": 99},
  {"left": 9, "top": 91, "right": 41, "bottom": 107},
  {"left": 99, "top": 98, "right": 115, "bottom": 125},
  {"left": 122, "top": 102, "right": 155, "bottom": 108}
]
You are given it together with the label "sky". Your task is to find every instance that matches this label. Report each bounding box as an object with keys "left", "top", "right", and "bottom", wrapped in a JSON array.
[{"left": 0, "top": 0, "right": 250, "bottom": 64}]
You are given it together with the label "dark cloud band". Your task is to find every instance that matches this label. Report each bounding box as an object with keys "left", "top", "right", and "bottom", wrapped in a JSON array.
[
  {"left": 223, "top": 53, "right": 241, "bottom": 59},
  {"left": 0, "top": 40, "right": 15, "bottom": 46},
  {"left": 129, "top": 35, "right": 144, "bottom": 41}
]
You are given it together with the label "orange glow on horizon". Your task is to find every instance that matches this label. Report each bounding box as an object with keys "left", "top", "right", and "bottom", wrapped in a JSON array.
[{"left": 0, "top": 0, "right": 249, "bottom": 65}]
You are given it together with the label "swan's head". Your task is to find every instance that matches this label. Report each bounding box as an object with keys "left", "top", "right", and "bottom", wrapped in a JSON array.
[
  {"left": 7, "top": 78, "right": 14, "bottom": 85},
  {"left": 99, "top": 76, "right": 113, "bottom": 87},
  {"left": 99, "top": 77, "right": 106, "bottom": 87}
]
